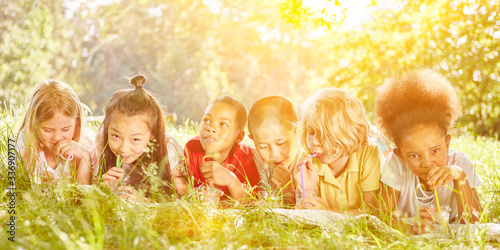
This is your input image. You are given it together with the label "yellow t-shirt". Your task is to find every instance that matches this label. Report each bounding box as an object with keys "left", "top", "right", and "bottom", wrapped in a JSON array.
[{"left": 315, "top": 145, "right": 383, "bottom": 210}]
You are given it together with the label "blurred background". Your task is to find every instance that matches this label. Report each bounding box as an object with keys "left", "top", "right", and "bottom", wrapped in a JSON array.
[{"left": 1, "top": 0, "right": 499, "bottom": 137}]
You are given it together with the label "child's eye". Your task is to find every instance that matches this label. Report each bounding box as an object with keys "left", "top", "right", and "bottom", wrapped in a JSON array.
[
  {"left": 277, "top": 141, "right": 286, "bottom": 146},
  {"left": 111, "top": 134, "right": 120, "bottom": 140},
  {"left": 258, "top": 145, "right": 269, "bottom": 150},
  {"left": 220, "top": 123, "right": 228, "bottom": 128},
  {"left": 202, "top": 118, "right": 210, "bottom": 123},
  {"left": 132, "top": 138, "right": 141, "bottom": 143},
  {"left": 62, "top": 128, "right": 70, "bottom": 132},
  {"left": 43, "top": 129, "right": 52, "bottom": 133},
  {"left": 409, "top": 154, "right": 419, "bottom": 159},
  {"left": 431, "top": 148, "right": 440, "bottom": 154}
]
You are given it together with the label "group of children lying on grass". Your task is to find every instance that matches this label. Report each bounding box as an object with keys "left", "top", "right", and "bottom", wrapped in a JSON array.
[{"left": 16, "top": 69, "right": 483, "bottom": 235}]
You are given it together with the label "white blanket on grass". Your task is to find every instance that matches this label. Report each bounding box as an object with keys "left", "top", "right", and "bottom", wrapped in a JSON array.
[{"left": 272, "top": 208, "right": 500, "bottom": 242}]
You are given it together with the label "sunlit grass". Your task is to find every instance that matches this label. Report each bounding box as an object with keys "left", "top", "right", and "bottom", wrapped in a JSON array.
[{"left": 1, "top": 107, "right": 500, "bottom": 249}]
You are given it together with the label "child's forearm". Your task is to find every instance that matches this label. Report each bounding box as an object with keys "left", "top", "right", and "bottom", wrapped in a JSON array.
[
  {"left": 453, "top": 172, "right": 482, "bottom": 222},
  {"left": 76, "top": 151, "right": 92, "bottom": 185},
  {"left": 175, "top": 176, "right": 188, "bottom": 196},
  {"left": 226, "top": 177, "right": 249, "bottom": 202}
]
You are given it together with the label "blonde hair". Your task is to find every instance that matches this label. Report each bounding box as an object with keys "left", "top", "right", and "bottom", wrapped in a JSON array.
[
  {"left": 17, "top": 80, "right": 83, "bottom": 173},
  {"left": 299, "top": 87, "right": 371, "bottom": 157}
]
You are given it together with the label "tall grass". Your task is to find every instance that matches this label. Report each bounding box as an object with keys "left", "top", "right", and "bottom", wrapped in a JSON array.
[{"left": 1, "top": 107, "right": 500, "bottom": 249}]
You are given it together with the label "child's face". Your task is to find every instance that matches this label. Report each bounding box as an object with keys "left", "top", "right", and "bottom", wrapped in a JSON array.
[
  {"left": 107, "top": 112, "right": 152, "bottom": 165},
  {"left": 306, "top": 119, "right": 343, "bottom": 165},
  {"left": 200, "top": 103, "right": 242, "bottom": 161},
  {"left": 250, "top": 123, "right": 298, "bottom": 169},
  {"left": 38, "top": 111, "right": 76, "bottom": 153},
  {"left": 395, "top": 126, "right": 451, "bottom": 181}
]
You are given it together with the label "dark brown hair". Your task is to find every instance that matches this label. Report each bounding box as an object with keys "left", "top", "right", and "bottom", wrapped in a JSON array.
[
  {"left": 99, "top": 75, "right": 172, "bottom": 195},
  {"left": 375, "top": 69, "right": 461, "bottom": 146}
]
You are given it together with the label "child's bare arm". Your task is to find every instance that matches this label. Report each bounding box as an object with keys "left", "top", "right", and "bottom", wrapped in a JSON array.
[
  {"left": 56, "top": 140, "right": 92, "bottom": 184},
  {"left": 427, "top": 165, "right": 482, "bottom": 222},
  {"left": 271, "top": 165, "right": 296, "bottom": 206},
  {"left": 174, "top": 165, "right": 188, "bottom": 196},
  {"left": 200, "top": 161, "right": 248, "bottom": 201}
]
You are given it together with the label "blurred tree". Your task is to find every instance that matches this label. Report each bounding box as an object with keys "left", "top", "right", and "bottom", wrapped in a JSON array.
[
  {"left": 281, "top": 0, "right": 500, "bottom": 136},
  {"left": 0, "top": 0, "right": 88, "bottom": 109}
]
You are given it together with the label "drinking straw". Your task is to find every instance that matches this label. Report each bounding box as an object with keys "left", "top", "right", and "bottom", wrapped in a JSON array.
[
  {"left": 433, "top": 183, "right": 447, "bottom": 231},
  {"left": 59, "top": 153, "right": 74, "bottom": 162},
  {"left": 300, "top": 154, "right": 318, "bottom": 199}
]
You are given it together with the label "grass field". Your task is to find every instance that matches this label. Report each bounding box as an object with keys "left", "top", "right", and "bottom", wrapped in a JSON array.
[{"left": 1, "top": 108, "right": 500, "bottom": 249}]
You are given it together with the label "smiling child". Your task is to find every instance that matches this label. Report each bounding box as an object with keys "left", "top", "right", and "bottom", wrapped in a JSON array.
[{"left": 182, "top": 96, "right": 260, "bottom": 202}]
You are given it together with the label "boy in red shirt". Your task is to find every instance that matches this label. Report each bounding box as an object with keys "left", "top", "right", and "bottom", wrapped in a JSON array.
[{"left": 180, "top": 95, "right": 259, "bottom": 202}]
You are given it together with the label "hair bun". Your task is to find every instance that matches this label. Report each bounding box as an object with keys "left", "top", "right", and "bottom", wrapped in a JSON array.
[{"left": 130, "top": 75, "right": 146, "bottom": 88}]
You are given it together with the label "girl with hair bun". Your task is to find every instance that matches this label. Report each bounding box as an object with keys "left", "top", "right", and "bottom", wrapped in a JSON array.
[
  {"left": 376, "top": 69, "right": 482, "bottom": 234},
  {"left": 17, "top": 80, "right": 94, "bottom": 185},
  {"left": 98, "top": 75, "right": 183, "bottom": 200}
]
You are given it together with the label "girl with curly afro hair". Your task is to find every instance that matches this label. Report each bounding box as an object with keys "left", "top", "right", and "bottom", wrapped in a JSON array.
[{"left": 375, "top": 69, "right": 482, "bottom": 235}]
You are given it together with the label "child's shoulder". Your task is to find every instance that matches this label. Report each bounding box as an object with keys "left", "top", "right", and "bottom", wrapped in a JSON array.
[
  {"left": 447, "top": 149, "right": 473, "bottom": 168},
  {"left": 234, "top": 142, "right": 253, "bottom": 157},
  {"left": 185, "top": 135, "right": 203, "bottom": 149},
  {"left": 355, "top": 144, "right": 383, "bottom": 161}
]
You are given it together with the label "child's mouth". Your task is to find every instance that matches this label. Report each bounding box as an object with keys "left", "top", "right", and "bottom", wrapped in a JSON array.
[{"left": 204, "top": 136, "right": 217, "bottom": 143}]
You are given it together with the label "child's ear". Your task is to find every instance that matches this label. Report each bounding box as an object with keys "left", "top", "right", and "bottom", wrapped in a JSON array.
[
  {"left": 236, "top": 129, "right": 245, "bottom": 144},
  {"left": 445, "top": 134, "right": 451, "bottom": 150},
  {"left": 248, "top": 133, "right": 253, "bottom": 140},
  {"left": 393, "top": 148, "right": 404, "bottom": 162}
]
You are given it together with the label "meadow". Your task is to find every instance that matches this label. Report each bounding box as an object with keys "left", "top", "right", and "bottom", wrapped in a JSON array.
[{"left": 1, "top": 108, "right": 500, "bottom": 249}]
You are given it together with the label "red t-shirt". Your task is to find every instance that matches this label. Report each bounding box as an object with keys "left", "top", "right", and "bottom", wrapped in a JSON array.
[{"left": 184, "top": 135, "right": 260, "bottom": 198}]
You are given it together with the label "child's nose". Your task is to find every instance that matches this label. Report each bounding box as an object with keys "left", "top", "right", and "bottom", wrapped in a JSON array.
[
  {"left": 119, "top": 141, "right": 130, "bottom": 153},
  {"left": 51, "top": 131, "right": 64, "bottom": 142},
  {"left": 270, "top": 146, "right": 280, "bottom": 160},
  {"left": 205, "top": 123, "right": 216, "bottom": 133},
  {"left": 421, "top": 155, "right": 436, "bottom": 168}
]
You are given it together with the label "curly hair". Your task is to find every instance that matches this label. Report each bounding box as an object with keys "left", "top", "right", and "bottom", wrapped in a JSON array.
[{"left": 375, "top": 69, "right": 461, "bottom": 146}]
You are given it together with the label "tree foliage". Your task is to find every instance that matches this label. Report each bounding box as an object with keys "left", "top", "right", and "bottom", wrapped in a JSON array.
[{"left": 1, "top": 0, "right": 499, "bottom": 136}]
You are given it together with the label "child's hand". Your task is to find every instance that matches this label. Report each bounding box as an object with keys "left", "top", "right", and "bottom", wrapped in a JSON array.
[
  {"left": 102, "top": 167, "right": 124, "bottom": 189},
  {"left": 427, "top": 165, "right": 465, "bottom": 190},
  {"left": 41, "top": 170, "right": 56, "bottom": 184},
  {"left": 200, "top": 161, "right": 239, "bottom": 187},
  {"left": 298, "top": 197, "right": 329, "bottom": 210},
  {"left": 55, "top": 140, "right": 90, "bottom": 161},
  {"left": 412, "top": 206, "right": 437, "bottom": 234},
  {"left": 293, "top": 154, "right": 319, "bottom": 192},
  {"left": 271, "top": 164, "right": 292, "bottom": 189}
]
